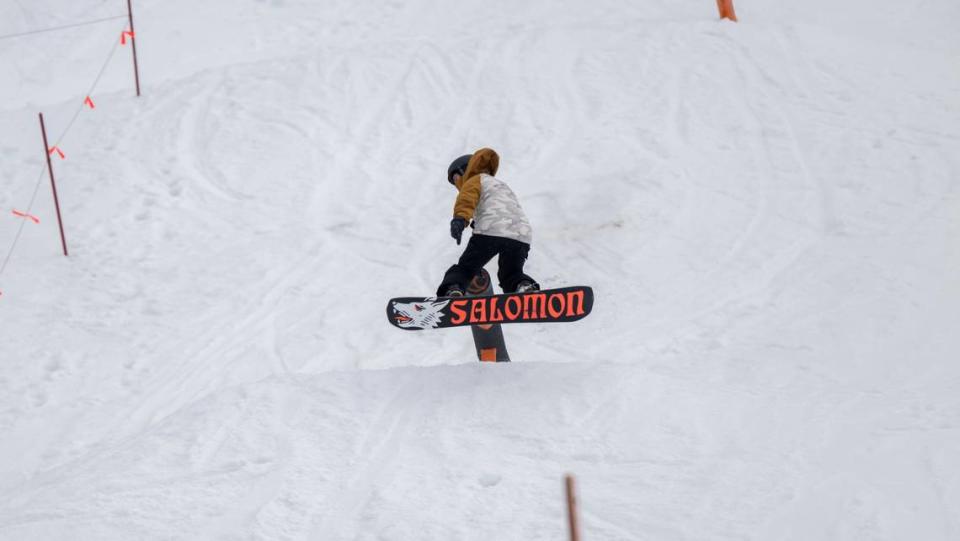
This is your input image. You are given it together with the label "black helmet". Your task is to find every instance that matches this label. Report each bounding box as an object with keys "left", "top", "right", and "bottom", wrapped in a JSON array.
[{"left": 447, "top": 154, "right": 472, "bottom": 185}]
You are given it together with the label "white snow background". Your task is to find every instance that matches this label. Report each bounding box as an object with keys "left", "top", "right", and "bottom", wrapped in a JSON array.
[{"left": 1, "top": 0, "right": 959, "bottom": 539}]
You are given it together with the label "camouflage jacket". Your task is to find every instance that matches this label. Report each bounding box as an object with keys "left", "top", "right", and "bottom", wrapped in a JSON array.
[{"left": 452, "top": 148, "right": 533, "bottom": 245}]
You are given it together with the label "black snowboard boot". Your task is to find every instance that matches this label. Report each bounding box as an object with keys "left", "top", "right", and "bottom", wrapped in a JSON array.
[
  {"left": 515, "top": 280, "right": 539, "bottom": 293},
  {"left": 443, "top": 285, "right": 465, "bottom": 297}
]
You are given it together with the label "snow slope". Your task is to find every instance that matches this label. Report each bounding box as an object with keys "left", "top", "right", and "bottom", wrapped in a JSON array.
[{"left": 1, "top": 0, "right": 959, "bottom": 539}]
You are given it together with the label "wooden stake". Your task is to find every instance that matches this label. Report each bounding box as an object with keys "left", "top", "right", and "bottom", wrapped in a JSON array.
[
  {"left": 126, "top": 0, "right": 142, "bottom": 96},
  {"left": 39, "top": 113, "right": 69, "bottom": 257},
  {"left": 565, "top": 474, "right": 581, "bottom": 541}
]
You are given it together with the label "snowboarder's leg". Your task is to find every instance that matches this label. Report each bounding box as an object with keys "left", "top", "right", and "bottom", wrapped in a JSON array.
[
  {"left": 436, "top": 235, "right": 498, "bottom": 297},
  {"left": 496, "top": 238, "right": 538, "bottom": 293}
]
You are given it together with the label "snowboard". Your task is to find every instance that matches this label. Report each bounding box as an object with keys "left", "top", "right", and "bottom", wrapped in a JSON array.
[
  {"left": 466, "top": 269, "right": 510, "bottom": 362},
  {"left": 387, "top": 285, "right": 593, "bottom": 331}
]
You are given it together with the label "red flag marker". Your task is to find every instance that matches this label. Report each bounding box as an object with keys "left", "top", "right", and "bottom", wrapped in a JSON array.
[
  {"left": 121, "top": 30, "right": 135, "bottom": 45},
  {"left": 12, "top": 209, "right": 40, "bottom": 224},
  {"left": 84, "top": 96, "right": 95, "bottom": 109},
  {"left": 48, "top": 146, "right": 65, "bottom": 160}
]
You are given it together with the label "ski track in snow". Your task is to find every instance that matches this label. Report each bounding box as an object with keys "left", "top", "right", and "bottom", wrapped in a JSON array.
[{"left": 2, "top": 0, "right": 960, "bottom": 539}]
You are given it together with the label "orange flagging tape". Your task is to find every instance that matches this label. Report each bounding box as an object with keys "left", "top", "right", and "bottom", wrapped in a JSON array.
[{"left": 12, "top": 210, "right": 40, "bottom": 224}]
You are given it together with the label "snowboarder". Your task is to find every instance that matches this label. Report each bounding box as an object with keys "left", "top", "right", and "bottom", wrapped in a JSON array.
[{"left": 437, "top": 148, "right": 540, "bottom": 297}]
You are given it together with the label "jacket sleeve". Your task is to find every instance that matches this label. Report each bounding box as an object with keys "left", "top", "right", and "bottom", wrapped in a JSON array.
[{"left": 453, "top": 176, "right": 482, "bottom": 221}]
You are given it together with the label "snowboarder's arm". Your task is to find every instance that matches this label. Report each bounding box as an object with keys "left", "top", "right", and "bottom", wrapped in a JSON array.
[{"left": 453, "top": 176, "right": 482, "bottom": 221}]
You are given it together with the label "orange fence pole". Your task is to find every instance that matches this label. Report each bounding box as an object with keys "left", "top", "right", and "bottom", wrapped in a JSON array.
[{"left": 717, "top": 0, "right": 738, "bottom": 21}]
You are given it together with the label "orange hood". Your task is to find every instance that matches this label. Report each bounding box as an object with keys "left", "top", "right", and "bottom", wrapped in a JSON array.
[{"left": 455, "top": 148, "right": 500, "bottom": 190}]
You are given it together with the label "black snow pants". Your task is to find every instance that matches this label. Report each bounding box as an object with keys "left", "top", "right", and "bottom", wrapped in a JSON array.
[{"left": 436, "top": 234, "right": 537, "bottom": 297}]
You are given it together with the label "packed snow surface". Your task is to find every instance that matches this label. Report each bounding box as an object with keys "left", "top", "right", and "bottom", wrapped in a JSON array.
[{"left": 1, "top": 0, "right": 958, "bottom": 539}]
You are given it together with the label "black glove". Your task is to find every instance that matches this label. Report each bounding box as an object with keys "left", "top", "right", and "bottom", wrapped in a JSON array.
[{"left": 450, "top": 217, "right": 467, "bottom": 245}]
